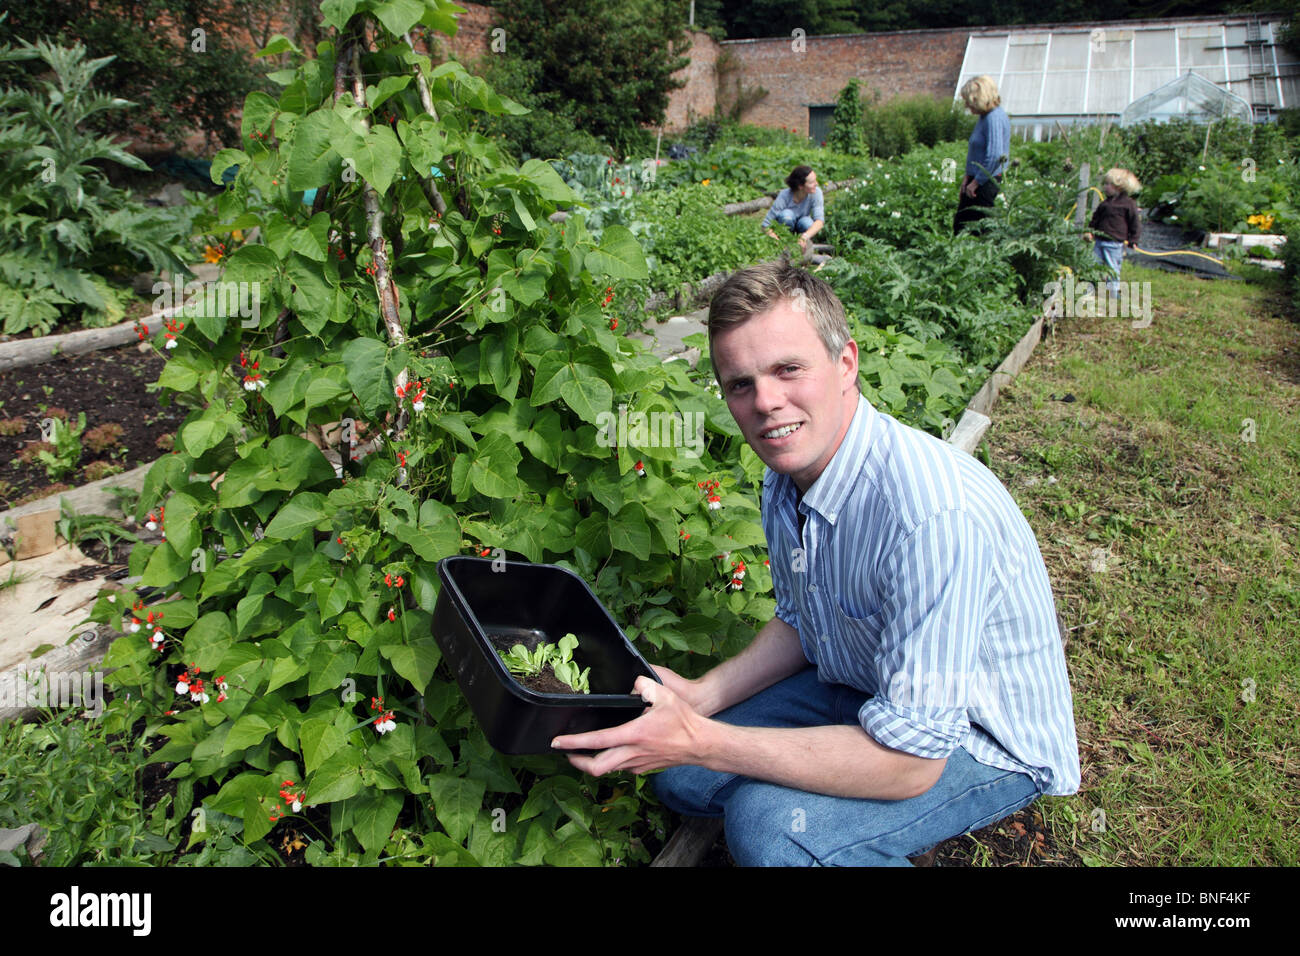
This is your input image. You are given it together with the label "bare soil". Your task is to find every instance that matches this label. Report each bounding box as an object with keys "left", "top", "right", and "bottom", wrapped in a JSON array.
[{"left": 0, "top": 342, "right": 184, "bottom": 509}]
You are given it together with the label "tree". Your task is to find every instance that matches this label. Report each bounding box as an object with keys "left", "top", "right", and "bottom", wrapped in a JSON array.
[
  {"left": 489, "top": 0, "right": 692, "bottom": 153},
  {"left": 0, "top": 1, "right": 318, "bottom": 153},
  {"left": 828, "top": 78, "right": 865, "bottom": 154}
]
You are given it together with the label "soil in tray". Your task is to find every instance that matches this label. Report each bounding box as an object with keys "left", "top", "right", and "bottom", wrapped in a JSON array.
[
  {"left": 488, "top": 631, "right": 588, "bottom": 696},
  {"left": 0, "top": 342, "right": 185, "bottom": 509}
]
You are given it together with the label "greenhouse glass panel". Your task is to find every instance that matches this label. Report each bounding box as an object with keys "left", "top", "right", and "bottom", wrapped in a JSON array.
[
  {"left": 1133, "top": 29, "right": 1176, "bottom": 65},
  {"left": 1179, "top": 27, "right": 1223, "bottom": 70},
  {"left": 1005, "top": 35, "right": 1048, "bottom": 73},
  {"left": 1042, "top": 71, "right": 1088, "bottom": 113},
  {"left": 1133, "top": 69, "right": 1180, "bottom": 99},
  {"left": 1002, "top": 75, "right": 1042, "bottom": 113},
  {"left": 965, "top": 35, "right": 1009, "bottom": 75},
  {"left": 1047, "top": 32, "right": 1090, "bottom": 70},
  {"left": 1090, "top": 30, "right": 1133, "bottom": 71},
  {"left": 1089, "top": 70, "right": 1132, "bottom": 113}
]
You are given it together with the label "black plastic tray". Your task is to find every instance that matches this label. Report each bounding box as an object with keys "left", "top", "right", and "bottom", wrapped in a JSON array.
[{"left": 433, "top": 556, "right": 661, "bottom": 754}]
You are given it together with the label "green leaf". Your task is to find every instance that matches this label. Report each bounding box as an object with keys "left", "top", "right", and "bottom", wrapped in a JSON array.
[
  {"left": 545, "top": 832, "right": 604, "bottom": 866},
  {"left": 263, "top": 356, "right": 313, "bottom": 416},
  {"left": 139, "top": 455, "right": 189, "bottom": 515},
  {"left": 285, "top": 253, "right": 333, "bottom": 326},
  {"left": 397, "top": 115, "right": 444, "bottom": 172},
  {"left": 463, "top": 432, "right": 524, "bottom": 498},
  {"left": 559, "top": 364, "right": 613, "bottom": 425},
  {"left": 427, "top": 775, "right": 486, "bottom": 845},
  {"left": 608, "top": 503, "right": 651, "bottom": 560},
  {"left": 223, "top": 715, "right": 274, "bottom": 756},
  {"left": 370, "top": 0, "right": 426, "bottom": 37},
  {"left": 307, "top": 643, "right": 359, "bottom": 696},
  {"left": 256, "top": 35, "right": 302, "bottom": 57},
  {"left": 184, "top": 612, "right": 234, "bottom": 672},
  {"left": 320, "top": 0, "right": 360, "bottom": 34},
  {"left": 306, "top": 745, "right": 365, "bottom": 805},
  {"left": 352, "top": 789, "right": 404, "bottom": 853},
  {"left": 287, "top": 109, "right": 341, "bottom": 190},
  {"left": 367, "top": 75, "right": 411, "bottom": 111},
  {"left": 289, "top": 212, "right": 331, "bottom": 263},
  {"left": 299, "top": 718, "right": 347, "bottom": 775},
  {"left": 378, "top": 638, "right": 441, "bottom": 696},
  {"left": 266, "top": 653, "right": 310, "bottom": 694},
  {"left": 343, "top": 337, "right": 391, "bottom": 417},
  {"left": 163, "top": 491, "right": 201, "bottom": 558},
  {"left": 264, "top": 492, "right": 331, "bottom": 539},
  {"left": 583, "top": 225, "right": 648, "bottom": 280},
  {"left": 180, "top": 417, "right": 229, "bottom": 458},
  {"left": 141, "top": 541, "right": 191, "bottom": 588},
  {"left": 209, "top": 148, "right": 250, "bottom": 185},
  {"left": 519, "top": 158, "right": 580, "bottom": 203},
  {"left": 349, "top": 125, "right": 402, "bottom": 195}
]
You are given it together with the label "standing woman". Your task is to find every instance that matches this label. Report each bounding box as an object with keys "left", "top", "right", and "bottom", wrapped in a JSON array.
[
  {"left": 763, "top": 166, "right": 824, "bottom": 253},
  {"left": 953, "top": 75, "right": 1010, "bottom": 236}
]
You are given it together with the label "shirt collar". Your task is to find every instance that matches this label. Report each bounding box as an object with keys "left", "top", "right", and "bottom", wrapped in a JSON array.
[{"left": 769, "top": 393, "right": 876, "bottom": 527}]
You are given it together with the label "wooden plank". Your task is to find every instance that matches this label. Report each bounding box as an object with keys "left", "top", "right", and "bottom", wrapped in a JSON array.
[
  {"left": 0, "top": 460, "right": 154, "bottom": 533},
  {"left": 1074, "top": 162, "right": 1091, "bottom": 230},
  {"left": 966, "top": 317, "right": 1044, "bottom": 418},
  {"left": 650, "top": 816, "right": 723, "bottom": 867},
  {"left": 13, "top": 510, "right": 58, "bottom": 561},
  {"left": 0, "top": 625, "right": 116, "bottom": 722},
  {"left": 947, "top": 409, "right": 992, "bottom": 455},
  {"left": 0, "top": 263, "right": 220, "bottom": 373}
]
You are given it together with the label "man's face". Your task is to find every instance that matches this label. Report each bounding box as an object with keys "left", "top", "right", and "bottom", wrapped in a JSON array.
[{"left": 712, "top": 298, "right": 859, "bottom": 492}]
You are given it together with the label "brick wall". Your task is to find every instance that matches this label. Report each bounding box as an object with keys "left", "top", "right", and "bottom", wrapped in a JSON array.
[
  {"left": 441, "top": 1, "right": 496, "bottom": 65},
  {"left": 703, "top": 28, "right": 970, "bottom": 136},
  {"left": 662, "top": 30, "right": 720, "bottom": 132}
]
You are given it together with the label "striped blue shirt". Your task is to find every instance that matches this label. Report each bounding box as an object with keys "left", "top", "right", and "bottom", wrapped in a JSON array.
[{"left": 761, "top": 393, "right": 1080, "bottom": 796}]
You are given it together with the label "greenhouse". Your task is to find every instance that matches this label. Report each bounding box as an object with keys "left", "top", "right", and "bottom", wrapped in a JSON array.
[
  {"left": 1119, "top": 70, "right": 1254, "bottom": 126},
  {"left": 954, "top": 16, "right": 1299, "bottom": 138}
]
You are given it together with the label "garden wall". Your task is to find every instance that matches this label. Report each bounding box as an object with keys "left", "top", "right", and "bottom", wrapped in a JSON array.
[{"left": 717, "top": 29, "right": 968, "bottom": 135}]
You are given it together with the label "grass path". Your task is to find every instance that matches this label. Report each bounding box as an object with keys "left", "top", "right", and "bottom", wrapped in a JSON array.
[{"left": 958, "top": 263, "right": 1299, "bottom": 866}]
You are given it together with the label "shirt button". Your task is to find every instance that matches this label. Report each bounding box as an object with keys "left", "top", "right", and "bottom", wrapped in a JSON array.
[
  {"left": 821, "top": 634, "right": 829, "bottom": 642},
  {"left": 808, "top": 584, "right": 818, "bottom": 593}
]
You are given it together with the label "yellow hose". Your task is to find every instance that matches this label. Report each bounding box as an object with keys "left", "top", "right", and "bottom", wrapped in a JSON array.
[{"left": 1066, "top": 185, "right": 1228, "bottom": 265}]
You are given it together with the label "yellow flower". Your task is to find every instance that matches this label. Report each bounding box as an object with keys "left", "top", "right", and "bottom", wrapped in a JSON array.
[
  {"left": 203, "top": 245, "right": 224, "bottom": 263},
  {"left": 231, "top": 229, "right": 244, "bottom": 242},
  {"left": 702, "top": 179, "right": 711, "bottom": 186}
]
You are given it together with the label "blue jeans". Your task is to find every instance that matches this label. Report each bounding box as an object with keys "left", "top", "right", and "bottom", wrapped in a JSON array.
[
  {"left": 1094, "top": 239, "right": 1124, "bottom": 294},
  {"left": 773, "top": 209, "right": 814, "bottom": 235},
  {"left": 652, "top": 668, "right": 1041, "bottom": 866}
]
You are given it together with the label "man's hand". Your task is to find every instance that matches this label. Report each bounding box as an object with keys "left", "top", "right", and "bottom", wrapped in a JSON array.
[
  {"left": 1083, "top": 232, "right": 1093, "bottom": 242},
  {"left": 765, "top": 228, "right": 780, "bottom": 240},
  {"left": 551, "top": 673, "right": 708, "bottom": 776},
  {"left": 964, "top": 178, "right": 979, "bottom": 199}
]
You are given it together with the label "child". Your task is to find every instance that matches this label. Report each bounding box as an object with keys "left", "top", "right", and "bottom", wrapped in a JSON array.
[{"left": 1083, "top": 168, "right": 1142, "bottom": 296}]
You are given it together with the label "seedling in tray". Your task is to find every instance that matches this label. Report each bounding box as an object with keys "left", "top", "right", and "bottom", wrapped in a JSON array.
[{"left": 498, "top": 633, "right": 591, "bottom": 695}]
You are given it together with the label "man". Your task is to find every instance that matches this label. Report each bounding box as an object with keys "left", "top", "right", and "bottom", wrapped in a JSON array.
[{"left": 552, "top": 261, "right": 1079, "bottom": 866}]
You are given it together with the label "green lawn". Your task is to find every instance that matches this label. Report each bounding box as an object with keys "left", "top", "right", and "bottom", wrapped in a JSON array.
[{"left": 980, "top": 262, "right": 1299, "bottom": 866}]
